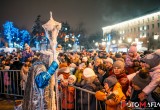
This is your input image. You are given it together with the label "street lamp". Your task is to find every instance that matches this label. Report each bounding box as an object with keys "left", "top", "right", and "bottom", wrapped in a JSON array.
[
  {"left": 95, "top": 42, "right": 98, "bottom": 47},
  {"left": 154, "top": 34, "right": 159, "bottom": 49},
  {"left": 154, "top": 34, "right": 159, "bottom": 40},
  {"left": 128, "top": 38, "right": 132, "bottom": 43},
  {"left": 112, "top": 40, "right": 116, "bottom": 44},
  {"left": 118, "top": 40, "right": 122, "bottom": 44}
]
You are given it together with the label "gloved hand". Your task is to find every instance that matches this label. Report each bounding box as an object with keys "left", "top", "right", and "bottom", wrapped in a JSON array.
[{"left": 95, "top": 91, "right": 107, "bottom": 101}]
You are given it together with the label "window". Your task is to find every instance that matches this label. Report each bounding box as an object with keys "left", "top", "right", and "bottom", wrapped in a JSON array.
[
  {"left": 140, "top": 32, "right": 146, "bottom": 38},
  {"left": 147, "top": 18, "right": 149, "bottom": 22},
  {"left": 158, "top": 23, "right": 160, "bottom": 28},
  {"left": 158, "top": 15, "right": 160, "bottom": 21},
  {"left": 152, "top": 16, "right": 154, "bottom": 21},
  {"left": 144, "top": 26, "right": 147, "bottom": 30},
  {"left": 152, "top": 24, "right": 154, "bottom": 29},
  {"left": 147, "top": 25, "right": 149, "bottom": 30}
]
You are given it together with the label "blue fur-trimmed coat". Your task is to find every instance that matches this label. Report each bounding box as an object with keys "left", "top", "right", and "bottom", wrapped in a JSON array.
[{"left": 21, "top": 61, "right": 57, "bottom": 110}]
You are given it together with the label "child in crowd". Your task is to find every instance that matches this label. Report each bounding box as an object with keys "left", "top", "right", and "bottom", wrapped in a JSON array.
[
  {"left": 95, "top": 75, "right": 126, "bottom": 110},
  {"left": 113, "top": 60, "right": 129, "bottom": 95},
  {"left": 61, "top": 75, "right": 77, "bottom": 110},
  {"left": 125, "top": 43, "right": 140, "bottom": 74},
  {"left": 130, "top": 68, "right": 153, "bottom": 102}
]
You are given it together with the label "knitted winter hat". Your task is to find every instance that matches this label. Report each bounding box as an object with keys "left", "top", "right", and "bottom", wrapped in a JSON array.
[
  {"left": 104, "top": 57, "right": 113, "bottom": 64},
  {"left": 78, "top": 63, "right": 86, "bottom": 69},
  {"left": 82, "top": 57, "right": 88, "bottom": 62},
  {"left": 83, "top": 68, "right": 96, "bottom": 78},
  {"left": 103, "top": 75, "right": 118, "bottom": 88},
  {"left": 129, "top": 43, "right": 137, "bottom": 53},
  {"left": 113, "top": 60, "right": 125, "bottom": 70},
  {"left": 141, "top": 49, "right": 160, "bottom": 68},
  {"left": 116, "top": 58, "right": 125, "bottom": 62},
  {"left": 69, "top": 63, "right": 77, "bottom": 68},
  {"left": 115, "top": 53, "right": 122, "bottom": 58},
  {"left": 69, "top": 75, "right": 77, "bottom": 83},
  {"left": 132, "top": 68, "right": 151, "bottom": 89}
]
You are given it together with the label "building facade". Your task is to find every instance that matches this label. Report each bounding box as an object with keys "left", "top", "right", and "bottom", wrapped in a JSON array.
[{"left": 102, "top": 9, "right": 160, "bottom": 52}]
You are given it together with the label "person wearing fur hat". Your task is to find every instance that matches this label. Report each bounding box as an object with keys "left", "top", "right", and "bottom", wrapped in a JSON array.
[
  {"left": 137, "top": 49, "right": 160, "bottom": 102},
  {"left": 58, "top": 62, "right": 70, "bottom": 80},
  {"left": 61, "top": 75, "right": 76, "bottom": 110},
  {"left": 125, "top": 43, "right": 141, "bottom": 74},
  {"left": 17, "top": 13, "right": 61, "bottom": 110},
  {"left": 113, "top": 60, "right": 129, "bottom": 95},
  {"left": 77, "top": 68, "right": 101, "bottom": 110},
  {"left": 95, "top": 75, "right": 126, "bottom": 110}
]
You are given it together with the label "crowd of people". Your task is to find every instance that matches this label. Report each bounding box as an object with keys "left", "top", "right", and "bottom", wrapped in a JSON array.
[{"left": 0, "top": 43, "right": 160, "bottom": 110}]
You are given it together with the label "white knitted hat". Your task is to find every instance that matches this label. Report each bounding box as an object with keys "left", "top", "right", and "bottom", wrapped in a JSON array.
[
  {"left": 82, "top": 57, "right": 88, "bottom": 62},
  {"left": 104, "top": 58, "right": 113, "bottom": 64},
  {"left": 83, "top": 68, "right": 96, "bottom": 78},
  {"left": 69, "top": 75, "right": 77, "bottom": 83}
]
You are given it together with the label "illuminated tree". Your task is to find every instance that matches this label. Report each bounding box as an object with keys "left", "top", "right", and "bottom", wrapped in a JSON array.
[
  {"left": 74, "top": 22, "right": 87, "bottom": 49},
  {"left": 19, "top": 30, "right": 31, "bottom": 49},
  {"left": 3, "top": 21, "right": 19, "bottom": 47}
]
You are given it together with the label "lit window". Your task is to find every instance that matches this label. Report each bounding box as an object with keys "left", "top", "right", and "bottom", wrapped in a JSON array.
[{"left": 144, "top": 26, "right": 147, "bottom": 30}]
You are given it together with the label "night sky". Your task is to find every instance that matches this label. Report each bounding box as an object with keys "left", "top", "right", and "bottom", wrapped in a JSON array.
[{"left": 0, "top": 0, "right": 160, "bottom": 35}]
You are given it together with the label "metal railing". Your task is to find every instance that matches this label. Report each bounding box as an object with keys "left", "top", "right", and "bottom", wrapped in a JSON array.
[
  {"left": 0, "top": 70, "right": 23, "bottom": 97},
  {"left": 59, "top": 85, "right": 106, "bottom": 110},
  {"left": 0, "top": 70, "right": 106, "bottom": 110}
]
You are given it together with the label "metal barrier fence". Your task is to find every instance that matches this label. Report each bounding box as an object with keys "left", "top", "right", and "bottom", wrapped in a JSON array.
[
  {"left": 0, "top": 70, "right": 106, "bottom": 110},
  {"left": 0, "top": 70, "right": 23, "bottom": 97},
  {"left": 59, "top": 85, "right": 106, "bottom": 110}
]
